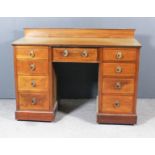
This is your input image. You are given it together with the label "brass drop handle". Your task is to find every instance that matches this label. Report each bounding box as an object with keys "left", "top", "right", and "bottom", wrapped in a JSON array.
[
  {"left": 115, "top": 66, "right": 122, "bottom": 73},
  {"left": 114, "top": 100, "right": 120, "bottom": 108},
  {"left": 31, "top": 97, "right": 37, "bottom": 105},
  {"left": 81, "top": 50, "right": 88, "bottom": 57},
  {"left": 29, "top": 50, "right": 35, "bottom": 58},
  {"left": 116, "top": 51, "right": 123, "bottom": 59},
  {"left": 115, "top": 82, "right": 121, "bottom": 89},
  {"left": 30, "top": 64, "right": 36, "bottom": 71},
  {"left": 31, "top": 80, "right": 36, "bottom": 87},
  {"left": 63, "top": 49, "right": 69, "bottom": 57}
]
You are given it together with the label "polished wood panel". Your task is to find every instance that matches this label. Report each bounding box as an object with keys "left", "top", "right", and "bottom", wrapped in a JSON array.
[
  {"left": 18, "top": 93, "right": 49, "bottom": 110},
  {"left": 133, "top": 48, "right": 140, "bottom": 114},
  {"left": 53, "top": 48, "right": 98, "bottom": 62},
  {"left": 102, "top": 78, "right": 135, "bottom": 94},
  {"left": 103, "top": 48, "right": 137, "bottom": 61},
  {"left": 17, "top": 60, "right": 49, "bottom": 75},
  {"left": 101, "top": 95, "right": 134, "bottom": 114},
  {"left": 48, "top": 48, "right": 57, "bottom": 111},
  {"left": 24, "top": 28, "right": 135, "bottom": 38},
  {"left": 16, "top": 46, "right": 48, "bottom": 59},
  {"left": 102, "top": 63, "right": 136, "bottom": 77},
  {"left": 18, "top": 76, "right": 49, "bottom": 92}
]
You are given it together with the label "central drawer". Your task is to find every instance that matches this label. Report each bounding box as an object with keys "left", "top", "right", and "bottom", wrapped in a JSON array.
[{"left": 53, "top": 48, "right": 98, "bottom": 62}]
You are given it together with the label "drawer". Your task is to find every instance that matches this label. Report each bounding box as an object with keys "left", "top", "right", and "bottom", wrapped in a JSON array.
[
  {"left": 102, "top": 63, "right": 136, "bottom": 77},
  {"left": 18, "top": 76, "right": 49, "bottom": 92},
  {"left": 17, "top": 60, "right": 49, "bottom": 75},
  {"left": 53, "top": 48, "right": 98, "bottom": 62},
  {"left": 15, "top": 46, "right": 49, "bottom": 59},
  {"left": 101, "top": 95, "right": 134, "bottom": 114},
  {"left": 103, "top": 48, "right": 137, "bottom": 61},
  {"left": 102, "top": 78, "right": 134, "bottom": 94},
  {"left": 18, "top": 93, "right": 49, "bottom": 111}
]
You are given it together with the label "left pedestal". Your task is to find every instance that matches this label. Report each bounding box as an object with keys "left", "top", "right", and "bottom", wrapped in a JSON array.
[{"left": 14, "top": 46, "right": 57, "bottom": 122}]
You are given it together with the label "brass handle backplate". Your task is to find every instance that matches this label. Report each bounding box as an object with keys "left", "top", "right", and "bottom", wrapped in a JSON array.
[
  {"left": 29, "top": 50, "right": 35, "bottom": 58},
  {"left": 116, "top": 51, "right": 123, "bottom": 59},
  {"left": 63, "top": 49, "right": 69, "bottom": 57},
  {"left": 30, "top": 64, "right": 36, "bottom": 71},
  {"left": 31, "top": 97, "right": 37, "bottom": 105},
  {"left": 114, "top": 100, "right": 120, "bottom": 108},
  {"left": 115, "top": 82, "right": 121, "bottom": 89},
  {"left": 115, "top": 66, "right": 122, "bottom": 73},
  {"left": 31, "top": 80, "right": 36, "bottom": 87},
  {"left": 81, "top": 50, "right": 88, "bottom": 57}
]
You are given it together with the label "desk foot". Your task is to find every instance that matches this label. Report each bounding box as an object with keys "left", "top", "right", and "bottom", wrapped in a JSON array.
[
  {"left": 15, "top": 111, "right": 56, "bottom": 122},
  {"left": 97, "top": 113, "right": 137, "bottom": 125}
]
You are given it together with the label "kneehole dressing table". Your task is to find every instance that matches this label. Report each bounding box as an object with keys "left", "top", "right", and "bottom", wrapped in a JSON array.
[{"left": 13, "top": 28, "right": 141, "bottom": 124}]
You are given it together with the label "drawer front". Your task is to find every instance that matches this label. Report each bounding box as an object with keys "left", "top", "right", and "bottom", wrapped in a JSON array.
[
  {"left": 18, "top": 93, "right": 49, "bottom": 111},
  {"left": 15, "top": 46, "right": 49, "bottom": 59},
  {"left": 17, "top": 60, "right": 49, "bottom": 75},
  {"left": 102, "top": 63, "right": 136, "bottom": 77},
  {"left": 103, "top": 48, "right": 137, "bottom": 61},
  {"left": 53, "top": 48, "right": 98, "bottom": 62},
  {"left": 101, "top": 95, "right": 134, "bottom": 114},
  {"left": 18, "top": 76, "right": 49, "bottom": 92},
  {"left": 102, "top": 78, "right": 134, "bottom": 94}
]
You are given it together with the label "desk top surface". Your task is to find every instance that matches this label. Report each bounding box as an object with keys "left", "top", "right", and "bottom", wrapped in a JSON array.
[
  {"left": 13, "top": 37, "right": 141, "bottom": 47},
  {"left": 12, "top": 28, "right": 141, "bottom": 47}
]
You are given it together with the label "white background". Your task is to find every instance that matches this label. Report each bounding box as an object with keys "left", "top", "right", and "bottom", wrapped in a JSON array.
[{"left": 0, "top": 0, "right": 155, "bottom": 154}]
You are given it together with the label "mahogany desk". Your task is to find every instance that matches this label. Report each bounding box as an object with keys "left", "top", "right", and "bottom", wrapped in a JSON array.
[{"left": 12, "top": 28, "right": 141, "bottom": 124}]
